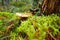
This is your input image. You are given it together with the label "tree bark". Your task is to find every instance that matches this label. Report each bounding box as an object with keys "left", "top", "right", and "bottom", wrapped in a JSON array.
[{"left": 41, "top": 0, "right": 60, "bottom": 15}]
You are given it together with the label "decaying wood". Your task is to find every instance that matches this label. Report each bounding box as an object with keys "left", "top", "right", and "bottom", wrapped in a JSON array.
[
  {"left": 16, "top": 13, "right": 31, "bottom": 17},
  {"left": 16, "top": 13, "right": 32, "bottom": 21}
]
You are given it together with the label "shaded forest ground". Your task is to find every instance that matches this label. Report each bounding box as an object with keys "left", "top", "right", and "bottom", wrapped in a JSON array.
[{"left": 0, "top": 0, "right": 60, "bottom": 40}]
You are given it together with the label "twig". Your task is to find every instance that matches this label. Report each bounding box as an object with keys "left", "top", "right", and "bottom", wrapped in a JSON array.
[
  {"left": 5, "top": 24, "right": 14, "bottom": 33},
  {"left": 47, "top": 31, "right": 57, "bottom": 40}
]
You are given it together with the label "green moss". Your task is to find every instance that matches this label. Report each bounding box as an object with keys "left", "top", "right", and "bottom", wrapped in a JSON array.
[{"left": 0, "top": 12, "right": 60, "bottom": 40}]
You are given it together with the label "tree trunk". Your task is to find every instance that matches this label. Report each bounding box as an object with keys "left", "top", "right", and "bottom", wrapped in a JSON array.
[{"left": 41, "top": 0, "right": 60, "bottom": 15}]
